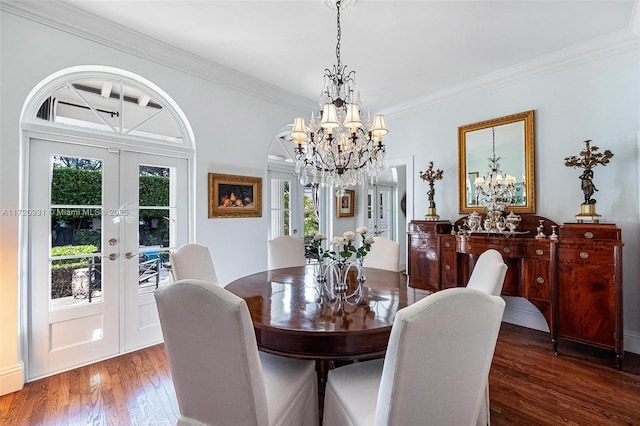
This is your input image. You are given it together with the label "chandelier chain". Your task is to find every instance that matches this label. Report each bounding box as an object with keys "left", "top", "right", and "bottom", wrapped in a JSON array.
[{"left": 336, "top": 0, "right": 342, "bottom": 69}]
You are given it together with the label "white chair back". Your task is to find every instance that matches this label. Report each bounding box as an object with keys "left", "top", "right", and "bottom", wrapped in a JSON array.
[
  {"left": 362, "top": 236, "right": 401, "bottom": 272},
  {"left": 170, "top": 244, "right": 219, "bottom": 284},
  {"left": 155, "top": 279, "right": 318, "bottom": 426},
  {"left": 465, "top": 248, "right": 508, "bottom": 425},
  {"left": 377, "top": 288, "right": 505, "bottom": 425},
  {"left": 267, "top": 236, "right": 306, "bottom": 270},
  {"left": 323, "top": 287, "right": 506, "bottom": 426},
  {"left": 466, "top": 249, "right": 508, "bottom": 296}
]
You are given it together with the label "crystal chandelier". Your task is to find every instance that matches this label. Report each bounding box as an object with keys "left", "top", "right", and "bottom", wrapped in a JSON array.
[
  {"left": 473, "top": 127, "right": 517, "bottom": 232},
  {"left": 290, "top": 0, "right": 389, "bottom": 196}
]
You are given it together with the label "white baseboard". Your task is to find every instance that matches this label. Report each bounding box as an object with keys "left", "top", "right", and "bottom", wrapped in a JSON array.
[
  {"left": 0, "top": 362, "right": 24, "bottom": 396},
  {"left": 623, "top": 330, "right": 640, "bottom": 355},
  {"left": 503, "top": 304, "right": 550, "bottom": 333},
  {"left": 504, "top": 301, "right": 640, "bottom": 356}
]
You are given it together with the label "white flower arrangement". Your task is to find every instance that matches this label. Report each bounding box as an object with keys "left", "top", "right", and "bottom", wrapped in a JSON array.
[{"left": 306, "top": 227, "right": 375, "bottom": 264}]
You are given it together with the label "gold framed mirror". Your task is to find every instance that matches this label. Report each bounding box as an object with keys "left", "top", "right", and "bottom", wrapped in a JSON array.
[{"left": 458, "top": 110, "right": 535, "bottom": 213}]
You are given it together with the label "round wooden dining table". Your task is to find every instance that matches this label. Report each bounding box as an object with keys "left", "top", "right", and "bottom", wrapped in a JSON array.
[{"left": 226, "top": 265, "right": 429, "bottom": 361}]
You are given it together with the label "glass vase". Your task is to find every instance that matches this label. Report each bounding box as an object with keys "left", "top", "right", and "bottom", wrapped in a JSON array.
[{"left": 324, "top": 259, "right": 363, "bottom": 299}]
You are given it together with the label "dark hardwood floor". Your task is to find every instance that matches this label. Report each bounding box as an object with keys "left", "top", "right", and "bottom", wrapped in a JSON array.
[{"left": 2, "top": 323, "right": 639, "bottom": 425}]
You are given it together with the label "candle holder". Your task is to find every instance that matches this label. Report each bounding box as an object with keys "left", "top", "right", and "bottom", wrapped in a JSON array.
[
  {"left": 564, "top": 140, "right": 613, "bottom": 223},
  {"left": 419, "top": 161, "right": 443, "bottom": 221},
  {"left": 535, "top": 220, "right": 546, "bottom": 239}
]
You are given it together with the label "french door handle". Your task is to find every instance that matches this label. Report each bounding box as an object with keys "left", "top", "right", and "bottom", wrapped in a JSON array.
[
  {"left": 101, "top": 253, "right": 117, "bottom": 261},
  {"left": 125, "top": 252, "right": 138, "bottom": 259}
]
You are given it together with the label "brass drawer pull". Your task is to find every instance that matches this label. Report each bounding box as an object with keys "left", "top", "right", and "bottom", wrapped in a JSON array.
[
  {"left": 580, "top": 251, "right": 590, "bottom": 259},
  {"left": 536, "top": 249, "right": 544, "bottom": 256},
  {"left": 503, "top": 247, "right": 511, "bottom": 254},
  {"left": 444, "top": 242, "right": 451, "bottom": 248},
  {"left": 467, "top": 244, "right": 472, "bottom": 250},
  {"left": 584, "top": 231, "right": 594, "bottom": 239},
  {"left": 536, "top": 277, "right": 545, "bottom": 284},
  {"left": 445, "top": 264, "right": 451, "bottom": 270}
]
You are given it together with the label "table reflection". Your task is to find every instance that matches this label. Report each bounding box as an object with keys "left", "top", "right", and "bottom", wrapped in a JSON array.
[{"left": 226, "top": 265, "right": 426, "bottom": 361}]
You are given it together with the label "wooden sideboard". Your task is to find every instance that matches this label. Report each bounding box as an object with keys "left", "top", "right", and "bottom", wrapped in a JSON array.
[{"left": 407, "top": 215, "right": 623, "bottom": 369}]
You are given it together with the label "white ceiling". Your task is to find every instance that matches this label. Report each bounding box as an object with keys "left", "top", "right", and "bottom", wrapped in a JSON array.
[{"left": 59, "top": 0, "right": 638, "bottom": 114}]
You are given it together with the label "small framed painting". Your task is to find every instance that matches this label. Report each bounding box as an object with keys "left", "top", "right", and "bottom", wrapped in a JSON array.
[
  {"left": 336, "top": 189, "right": 355, "bottom": 218},
  {"left": 208, "top": 173, "right": 262, "bottom": 218}
]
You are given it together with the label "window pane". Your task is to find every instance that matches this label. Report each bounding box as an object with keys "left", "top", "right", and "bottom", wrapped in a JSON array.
[
  {"left": 303, "top": 185, "right": 319, "bottom": 235},
  {"left": 39, "top": 79, "right": 183, "bottom": 143},
  {"left": 50, "top": 208, "right": 103, "bottom": 309},
  {"left": 139, "top": 208, "right": 171, "bottom": 248},
  {"left": 52, "top": 156, "right": 102, "bottom": 205},
  {"left": 270, "top": 178, "right": 291, "bottom": 237},
  {"left": 139, "top": 165, "right": 170, "bottom": 207},
  {"left": 50, "top": 154, "right": 104, "bottom": 311}
]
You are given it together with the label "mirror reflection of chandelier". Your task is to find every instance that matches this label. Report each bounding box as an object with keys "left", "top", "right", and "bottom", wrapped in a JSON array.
[
  {"left": 289, "top": 0, "right": 389, "bottom": 196},
  {"left": 474, "top": 127, "right": 517, "bottom": 231}
]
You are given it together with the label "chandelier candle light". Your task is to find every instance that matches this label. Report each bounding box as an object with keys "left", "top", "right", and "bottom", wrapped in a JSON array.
[{"left": 290, "top": 0, "right": 389, "bottom": 196}]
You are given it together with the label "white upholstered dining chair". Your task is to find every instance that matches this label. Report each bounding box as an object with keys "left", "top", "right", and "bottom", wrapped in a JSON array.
[
  {"left": 170, "top": 243, "right": 219, "bottom": 284},
  {"left": 155, "top": 279, "right": 319, "bottom": 426},
  {"left": 466, "top": 248, "right": 508, "bottom": 426},
  {"left": 466, "top": 249, "right": 508, "bottom": 296},
  {"left": 267, "top": 236, "right": 306, "bottom": 270},
  {"left": 323, "top": 287, "right": 506, "bottom": 426},
  {"left": 362, "top": 236, "right": 401, "bottom": 272}
]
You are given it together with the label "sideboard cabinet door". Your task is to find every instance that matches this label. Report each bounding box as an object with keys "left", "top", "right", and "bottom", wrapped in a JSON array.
[
  {"left": 557, "top": 223, "right": 623, "bottom": 369},
  {"left": 440, "top": 235, "right": 458, "bottom": 289},
  {"left": 407, "top": 221, "right": 452, "bottom": 292}
]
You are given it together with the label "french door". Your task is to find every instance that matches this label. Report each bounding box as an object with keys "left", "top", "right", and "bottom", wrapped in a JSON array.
[
  {"left": 268, "top": 170, "right": 322, "bottom": 241},
  {"left": 367, "top": 183, "right": 395, "bottom": 239},
  {"left": 269, "top": 171, "right": 303, "bottom": 238},
  {"left": 28, "top": 139, "right": 188, "bottom": 379}
]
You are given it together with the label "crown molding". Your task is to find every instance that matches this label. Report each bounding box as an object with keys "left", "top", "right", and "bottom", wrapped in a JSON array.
[
  {"left": 3, "top": 1, "right": 638, "bottom": 120},
  {"left": 0, "top": 1, "right": 316, "bottom": 114},
  {"left": 383, "top": 28, "right": 640, "bottom": 119},
  {"left": 631, "top": 0, "right": 640, "bottom": 36}
]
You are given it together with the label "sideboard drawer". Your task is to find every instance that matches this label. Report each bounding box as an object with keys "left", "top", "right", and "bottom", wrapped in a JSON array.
[
  {"left": 410, "top": 234, "right": 437, "bottom": 251},
  {"left": 560, "top": 223, "right": 621, "bottom": 241},
  {"left": 464, "top": 240, "right": 526, "bottom": 258},
  {"left": 558, "top": 246, "right": 614, "bottom": 265},
  {"left": 527, "top": 244, "right": 551, "bottom": 261},
  {"left": 408, "top": 220, "right": 452, "bottom": 234},
  {"left": 441, "top": 235, "right": 455, "bottom": 252}
]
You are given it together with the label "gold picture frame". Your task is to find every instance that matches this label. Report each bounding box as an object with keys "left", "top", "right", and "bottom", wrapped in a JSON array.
[
  {"left": 208, "top": 173, "right": 262, "bottom": 218},
  {"left": 458, "top": 110, "right": 535, "bottom": 214},
  {"left": 336, "top": 189, "right": 355, "bottom": 218}
]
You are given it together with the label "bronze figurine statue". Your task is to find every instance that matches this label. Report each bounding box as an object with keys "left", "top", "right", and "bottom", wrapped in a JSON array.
[{"left": 579, "top": 169, "right": 597, "bottom": 204}]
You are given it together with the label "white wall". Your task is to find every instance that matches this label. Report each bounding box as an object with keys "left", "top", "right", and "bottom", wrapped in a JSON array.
[{"left": 385, "top": 47, "right": 640, "bottom": 352}]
